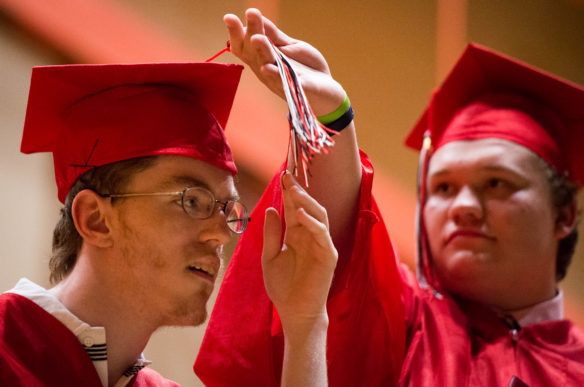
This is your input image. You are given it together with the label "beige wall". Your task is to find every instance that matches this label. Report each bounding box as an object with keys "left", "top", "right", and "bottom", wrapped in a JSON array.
[
  {"left": 1, "top": 1, "right": 583, "bottom": 385},
  {"left": 0, "top": 20, "right": 60, "bottom": 290}
]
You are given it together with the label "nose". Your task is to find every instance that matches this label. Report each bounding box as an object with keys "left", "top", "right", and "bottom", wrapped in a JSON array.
[
  {"left": 448, "top": 186, "right": 483, "bottom": 225},
  {"left": 200, "top": 210, "right": 232, "bottom": 247}
]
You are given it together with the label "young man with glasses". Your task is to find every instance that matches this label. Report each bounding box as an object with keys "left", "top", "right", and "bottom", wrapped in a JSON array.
[{"left": 0, "top": 59, "right": 340, "bottom": 385}]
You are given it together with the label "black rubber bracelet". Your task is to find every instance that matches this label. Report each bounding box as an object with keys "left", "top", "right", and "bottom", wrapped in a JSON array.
[{"left": 324, "top": 104, "right": 354, "bottom": 133}]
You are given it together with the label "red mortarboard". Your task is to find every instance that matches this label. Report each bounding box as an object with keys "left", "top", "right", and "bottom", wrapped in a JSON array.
[
  {"left": 405, "top": 43, "right": 584, "bottom": 185},
  {"left": 21, "top": 62, "right": 243, "bottom": 203}
]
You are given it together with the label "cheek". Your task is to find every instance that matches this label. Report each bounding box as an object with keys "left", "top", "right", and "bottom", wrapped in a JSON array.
[
  {"left": 115, "top": 203, "right": 205, "bottom": 262},
  {"left": 132, "top": 204, "right": 187, "bottom": 238},
  {"left": 487, "top": 195, "right": 555, "bottom": 248},
  {"left": 116, "top": 210, "right": 176, "bottom": 256},
  {"left": 423, "top": 199, "right": 448, "bottom": 245}
]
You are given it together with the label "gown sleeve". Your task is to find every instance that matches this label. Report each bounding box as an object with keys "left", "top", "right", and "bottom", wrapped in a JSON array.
[{"left": 195, "top": 150, "right": 406, "bottom": 386}]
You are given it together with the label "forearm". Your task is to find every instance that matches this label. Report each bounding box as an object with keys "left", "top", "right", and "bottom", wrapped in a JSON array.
[
  {"left": 281, "top": 315, "right": 329, "bottom": 387},
  {"left": 289, "top": 121, "right": 361, "bottom": 260},
  {"left": 226, "top": 8, "right": 362, "bottom": 259}
]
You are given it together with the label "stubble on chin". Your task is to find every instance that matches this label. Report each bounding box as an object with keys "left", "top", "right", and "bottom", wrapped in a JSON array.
[{"left": 168, "top": 296, "right": 209, "bottom": 327}]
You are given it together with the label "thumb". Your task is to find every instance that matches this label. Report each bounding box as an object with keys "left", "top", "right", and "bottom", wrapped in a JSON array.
[{"left": 262, "top": 207, "right": 283, "bottom": 265}]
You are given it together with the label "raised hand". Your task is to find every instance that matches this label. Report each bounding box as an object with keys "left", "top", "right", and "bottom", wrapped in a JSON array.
[
  {"left": 261, "top": 170, "right": 337, "bottom": 387},
  {"left": 224, "top": 8, "right": 345, "bottom": 116},
  {"left": 261, "top": 171, "right": 337, "bottom": 328},
  {"left": 226, "top": 8, "right": 361, "bottom": 268}
]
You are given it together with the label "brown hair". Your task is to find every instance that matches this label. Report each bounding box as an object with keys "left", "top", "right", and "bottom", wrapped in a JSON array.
[
  {"left": 544, "top": 162, "right": 580, "bottom": 282},
  {"left": 50, "top": 157, "right": 157, "bottom": 283}
]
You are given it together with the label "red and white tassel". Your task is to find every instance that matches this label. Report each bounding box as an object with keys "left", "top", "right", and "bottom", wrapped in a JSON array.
[{"left": 269, "top": 40, "right": 336, "bottom": 187}]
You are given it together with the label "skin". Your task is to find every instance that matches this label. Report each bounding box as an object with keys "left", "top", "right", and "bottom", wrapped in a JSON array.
[
  {"left": 50, "top": 8, "right": 356, "bottom": 386},
  {"left": 424, "top": 138, "right": 575, "bottom": 312},
  {"left": 263, "top": 172, "right": 337, "bottom": 387},
  {"left": 224, "top": 9, "right": 359, "bottom": 386},
  {"left": 44, "top": 9, "right": 348, "bottom": 384},
  {"left": 50, "top": 154, "right": 336, "bottom": 386},
  {"left": 51, "top": 156, "right": 235, "bottom": 384},
  {"left": 225, "top": 9, "right": 362, "bottom": 264}
]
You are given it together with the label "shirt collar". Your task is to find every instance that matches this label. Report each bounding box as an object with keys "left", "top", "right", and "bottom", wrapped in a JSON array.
[
  {"left": 508, "top": 289, "right": 564, "bottom": 327},
  {"left": 6, "top": 278, "right": 152, "bottom": 387}
]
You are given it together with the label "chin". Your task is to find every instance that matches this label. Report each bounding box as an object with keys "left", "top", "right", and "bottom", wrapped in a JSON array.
[
  {"left": 165, "top": 301, "right": 208, "bottom": 327},
  {"left": 186, "top": 307, "right": 208, "bottom": 326},
  {"left": 435, "top": 258, "right": 490, "bottom": 296},
  {"left": 192, "top": 309, "right": 208, "bottom": 326},
  {"left": 437, "top": 269, "right": 496, "bottom": 306},
  {"left": 440, "top": 249, "right": 493, "bottom": 274},
  {"left": 167, "top": 312, "right": 207, "bottom": 327}
]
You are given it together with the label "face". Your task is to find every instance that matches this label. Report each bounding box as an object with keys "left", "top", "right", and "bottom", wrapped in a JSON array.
[
  {"left": 107, "top": 155, "right": 236, "bottom": 327},
  {"left": 424, "top": 138, "right": 566, "bottom": 311}
]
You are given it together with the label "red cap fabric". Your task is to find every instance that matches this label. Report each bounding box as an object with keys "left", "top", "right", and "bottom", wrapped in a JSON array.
[
  {"left": 405, "top": 43, "right": 584, "bottom": 185},
  {"left": 21, "top": 62, "right": 243, "bottom": 203}
]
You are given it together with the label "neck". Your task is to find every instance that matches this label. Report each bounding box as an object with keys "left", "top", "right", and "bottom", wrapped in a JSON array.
[{"left": 50, "top": 254, "right": 157, "bottom": 385}]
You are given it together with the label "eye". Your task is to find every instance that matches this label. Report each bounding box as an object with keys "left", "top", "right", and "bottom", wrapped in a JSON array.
[
  {"left": 431, "top": 182, "right": 453, "bottom": 196},
  {"left": 488, "top": 178, "right": 503, "bottom": 188},
  {"left": 486, "top": 178, "right": 512, "bottom": 192},
  {"left": 183, "top": 195, "right": 200, "bottom": 209},
  {"left": 484, "top": 177, "right": 517, "bottom": 198},
  {"left": 182, "top": 188, "right": 214, "bottom": 215}
]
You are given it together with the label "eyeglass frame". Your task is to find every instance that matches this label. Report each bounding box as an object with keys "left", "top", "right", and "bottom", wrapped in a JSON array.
[{"left": 98, "top": 186, "right": 250, "bottom": 234}]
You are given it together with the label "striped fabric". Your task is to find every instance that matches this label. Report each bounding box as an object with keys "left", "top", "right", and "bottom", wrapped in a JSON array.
[
  {"left": 122, "top": 364, "right": 146, "bottom": 377},
  {"left": 83, "top": 343, "right": 107, "bottom": 361}
]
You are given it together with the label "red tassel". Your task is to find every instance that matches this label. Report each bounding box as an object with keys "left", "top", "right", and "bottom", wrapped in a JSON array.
[{"left": 205, "top": 41, "right": 231, "bottom": 62}]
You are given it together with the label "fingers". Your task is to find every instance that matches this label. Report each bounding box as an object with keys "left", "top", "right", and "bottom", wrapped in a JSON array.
[
  {"left": 281, "top": 171, "right": 329, "bottom": 231},
  {"left": 223, "top": 14, "right": 245, "bottom": 54},
  {"left": 245, "top": 8, "right": 294, "bottom": 47},
  {"left": 225, "top": 8, "right": 337, "bottom": 113},
  {"left": 245, "top": 9, "right": 327, "bottom": 74},
  {"left": 277, "top": 43, "right": 330, "bottom": 74},
  {"left": 262, "top": 207, "right": 283, "bottom": 264},
  {"left": 250, "top": 34, "right": 277, "bottom": 66},
  {"left": 244, "top": 8, "right": 266, "bottom": 37},
  {"left": 261, "top": 14, "right": 294, "bottom": 47},
  {"left": 295, "top": 208, "right": 335, "bottom": 250},
  {"left": 224, "top": 10, "right": 277, "bottom": 69}
]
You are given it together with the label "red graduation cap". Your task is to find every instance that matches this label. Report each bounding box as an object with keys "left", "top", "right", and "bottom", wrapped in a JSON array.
[
  {"left": 21, "top": 62, "right": 243, "bottom": 203},
  {"left": 405, "top": 43, "right": 584, "bottom": 185}
]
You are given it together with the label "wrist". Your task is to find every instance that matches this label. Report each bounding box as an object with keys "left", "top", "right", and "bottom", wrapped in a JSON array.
[
  {"left": 281, "top": 312, "right": 329, "bottom": 341},
  {"left": 317, "top": 94, "right": 354, "bottom": 133},
  {"left": 280, "top": 312, "right": 329, "bottom": 387}
]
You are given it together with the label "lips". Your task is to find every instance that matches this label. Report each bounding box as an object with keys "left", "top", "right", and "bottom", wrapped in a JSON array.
[
  {"left": 446, "top": 229, "right": 495, "bottom": 245},
  {"left": 187, "top": 257, "right": 220, "bottom": 281}
]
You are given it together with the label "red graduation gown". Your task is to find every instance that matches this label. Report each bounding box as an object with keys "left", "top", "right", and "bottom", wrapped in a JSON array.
[
  {"left": 196, "top": 150, "right": 584, "bottom": 386},
  {"left": 399, "top": 266, "right": 584, "bottom": 386},
  {"left": 195, "top": 151, "right": 406, "bottom": 386},
  {"left": 0, "top": 292, "right": 179, "bottom": 386}
]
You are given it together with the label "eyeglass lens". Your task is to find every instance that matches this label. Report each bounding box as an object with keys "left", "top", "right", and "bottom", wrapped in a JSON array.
[
  {"left": 225, "top": 202, "right": 248, "bottom": 233},
  {"left": 182, "top": 187, "right": 248, "bottom": 233}
]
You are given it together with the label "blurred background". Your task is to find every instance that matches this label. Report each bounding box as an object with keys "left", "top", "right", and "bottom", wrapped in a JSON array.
[{"left": 1, "top": 1, "right": 583, "bottom": 385}]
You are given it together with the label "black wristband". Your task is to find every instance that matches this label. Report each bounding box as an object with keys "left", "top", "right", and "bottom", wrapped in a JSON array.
[{"left": 323, "top": 104, "right": 354, "bottom": 133}]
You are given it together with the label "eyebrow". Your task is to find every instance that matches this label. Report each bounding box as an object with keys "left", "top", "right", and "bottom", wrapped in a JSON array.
[
  {"left": 160, "top": 175, "right": 240, "bottom": 201},
  {"left": 429, "top": 164, "right": 522, "bottom": 178}
]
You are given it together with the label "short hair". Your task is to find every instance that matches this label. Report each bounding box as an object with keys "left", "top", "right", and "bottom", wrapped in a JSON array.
[
  {"left": 49, "top": 157, "right": 157, "bottom": 283},
  {"left": 541, "top": 159, "right": 581, "bottom": 282}
]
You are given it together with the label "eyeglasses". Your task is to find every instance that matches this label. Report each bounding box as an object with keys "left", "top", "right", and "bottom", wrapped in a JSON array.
[{"left": 99, "top": 187, "right": 250, "bottom": 234}]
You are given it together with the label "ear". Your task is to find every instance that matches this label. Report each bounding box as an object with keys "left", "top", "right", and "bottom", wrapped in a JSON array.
[
  {"left": 71, "top": 189, "right": 113, "bottom": 248},
  {"left": 554, "top": 198, "right": 578, "bottom": 240}
]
